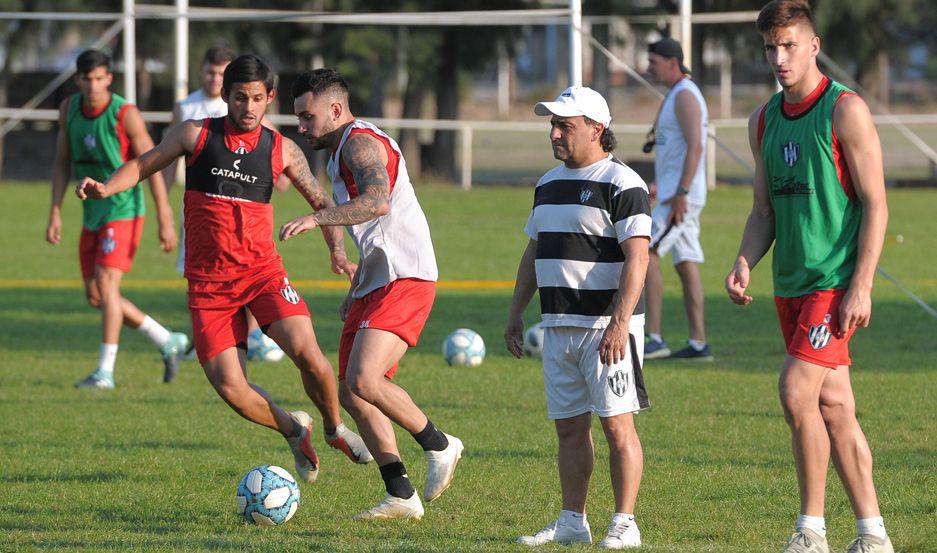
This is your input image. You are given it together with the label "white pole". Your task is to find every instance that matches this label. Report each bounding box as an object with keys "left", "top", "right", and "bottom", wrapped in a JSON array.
[
  {"left": 122, "top": 0, "right": 136, "bottom": 103},
  {"left": 568, "top": 0, "right": 582, "bottom": 86},
  {"left": 460, "top": 125, "right": 473, "bottom": 190},
  {"left": 174, "top": 0, "right": 188, "bottom": 102},
  {"left": 497, "top": 38, "right": 510, "bottom": 116},
  {"left": 679, "top": 0, "right": 691, "bottom": 71}
]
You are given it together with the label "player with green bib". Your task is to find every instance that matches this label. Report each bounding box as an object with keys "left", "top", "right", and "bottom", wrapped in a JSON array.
[
  {"left": 46, "top": 49, "right": 189, "bottom": 389},
  {"left": 725, "top": 2, "right": 893, "bottom": 552}
]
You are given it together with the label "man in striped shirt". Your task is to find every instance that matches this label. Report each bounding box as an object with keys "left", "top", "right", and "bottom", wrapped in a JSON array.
[{"left": 505, "top": 86, "right": 652, "bottom": 549}]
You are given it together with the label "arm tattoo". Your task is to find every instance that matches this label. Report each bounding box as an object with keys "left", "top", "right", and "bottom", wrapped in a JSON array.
[
  {"left": 311, "top": 134, "right": 390, "bottom": 226},
  {"left": 285, "top": 139, "right": 333, "bottom": 211}
]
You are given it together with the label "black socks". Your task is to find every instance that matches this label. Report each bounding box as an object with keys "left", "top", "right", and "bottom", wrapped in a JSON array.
[
  {"left": 379, "top": 461, "right": 415, "bottom": 499},
  {"left": 412, "top": 419, "right": 449, "bottom": 452}
]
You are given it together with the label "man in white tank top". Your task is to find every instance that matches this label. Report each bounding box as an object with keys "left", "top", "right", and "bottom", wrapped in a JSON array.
[
  {"left": 282, "top": 68, "right": 463, "bottom": 521},
  {"left": 644, "top": 38, "right": 713, "bottom": 361}
]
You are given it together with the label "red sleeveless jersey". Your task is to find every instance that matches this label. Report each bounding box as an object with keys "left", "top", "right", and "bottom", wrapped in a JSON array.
[{"left": 183, "top": 117, "right": 285, "bottom": 281}]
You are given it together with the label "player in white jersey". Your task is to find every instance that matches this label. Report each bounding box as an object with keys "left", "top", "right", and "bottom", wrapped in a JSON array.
[
  {"left": 161, "top": 46, "right": 291, "bottom": 361},
  {"left": 644, "top": 37, "right": 713, "bottom": 361},
  {"left": 281, "top": 69, "right": 463, "bottom": 521}
]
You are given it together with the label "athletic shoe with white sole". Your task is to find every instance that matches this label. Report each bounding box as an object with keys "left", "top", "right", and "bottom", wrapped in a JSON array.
[
  {"left": 352, "top": 492, "right": 424, "bottom": 521},
  {"left": 782, "top": 529, "right": 830, "bottom": 553},
  {"left": 644, "top": 337, "right": 671, "bottom": 359},
  {"left": 599, "top": 519, "right": 641, "bottom": 548},
  {"left": 518, "top": 519, "right": 592, "bottom": 546},
  {"left": 845, "top": 535, "right": 894, "bottom": 553},
  {"left": 670, "top": 342, "right": 714, "bottom": 362},
  {"left": 160, "top": 331, "right": 191, "bottom": 382},
  {"left": 74, "top": 369, "right": 115, "bottom": 389},
  {"left": 326, "top": 424, "right": 373, "bottom": 464},
  {"left": 286, "top": 411, "right": 320, "bottom": 483},
  {"left": 423, "top": 433, "right": 464, "bottom": 502}
]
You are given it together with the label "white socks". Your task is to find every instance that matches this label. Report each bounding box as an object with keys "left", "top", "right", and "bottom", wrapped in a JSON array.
[
  {"left": 97, "top": 343, "right": 118, "bottom": 375},
  {"left": 137, "top": 315, "right": 171, "bottom": 348},
  {"left": 612, "top": 512, "right": 635, "bottom": 525},
  {"left": 648, "top": 333, "right": 663, "bottom": 343},
  {"left": 559, "top": 509, "right": 587, "bottom": 530},
  {"left": 688, "top": 339, "right": 707, "bottom": 351},
  {"left": 856, "top": 516, "right": 887, "bottom": 539},
  {"left": 796, "top": 514, "right": 827, "bottom": 537}
]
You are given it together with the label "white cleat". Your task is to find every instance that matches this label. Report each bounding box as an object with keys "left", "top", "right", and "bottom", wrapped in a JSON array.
[
  {"left": 845, "top": 535, "right": 894, "bottom": 553},
  {"left": 352, "top": 493, "right": 424, "bottom": 521},
  {"left": 599, "top": 519, "right": 642, "bottom": 549},
  {"left": 518, "top": 519, "right": 592, "bottom": 546},
  {"left": 782, "top": 529, "right": 830, "bottom": 553},
  {"left": 326, "top": 423, "right": 373, "bottom": 464},
  {"left": 285, "top": 411, "right": 320, "bottom": 483},
  {"left": 423, "top": 433, "right": 464, "bottom": 502}
]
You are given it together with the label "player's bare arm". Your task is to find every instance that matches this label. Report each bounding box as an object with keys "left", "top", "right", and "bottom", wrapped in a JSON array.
[
  {"left": 670, "top": 89, "right": 704, "bottom": 224},
  {"left": 122, "top": 105, "right": 177, "bottom": 252},
  {"left": 726, "top": 105, "right": 776, "bottom": 305},
  {"left": 158, "top": 103, "right": 183, "bottom": 190},
  {"left": 505, "top": 239, "right": 539, "bottom": 358},
  {"left": 47, "top": 100, "right": 71, "bottom": 245},
  {"left": 77, "top": 119, "right": 201, "bottom": 201},
  {"left": 599, "top": 236, "right": 650, "bottom": 366},
  {"left": 279, "top": 133, "right": 390, "bottom": 241},
  {"left": 281, "top": 137, "right": 357, "bottom": 279},
  {"left": 834, "top": 93, "right": 888, "bottom": 335}
]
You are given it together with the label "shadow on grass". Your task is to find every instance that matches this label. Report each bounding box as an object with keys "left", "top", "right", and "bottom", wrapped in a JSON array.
[
  {"left": 1, "top": 288, "right": 934, "bottom": 374},
  {"left": 0, "top": 471, "right": 122, "bottom": 484}
]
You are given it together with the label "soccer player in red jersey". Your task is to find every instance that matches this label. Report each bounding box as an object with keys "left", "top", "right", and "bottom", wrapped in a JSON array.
[
  {"left": 725, "top": 2, "right": 891, "bottom": 551},
  {"left": 281, "top": 69, "right": 463, "bottom": 521},
  {"left": 76, "top": 55, "right": 371, "bottom": 482}
]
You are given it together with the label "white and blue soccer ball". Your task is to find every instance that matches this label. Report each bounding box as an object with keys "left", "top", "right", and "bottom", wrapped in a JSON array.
[
  {"left": 236, "top": 465, "right": 300, "bottom": 526},
  {"left": 443, "top": 328, "right": 486, "bottom": 367},
  {"left": 523, "top": 323, "right": 545, "bottom": 358},
  {"left": 247, "top": 330, "right": 285, "bottom": 362}
]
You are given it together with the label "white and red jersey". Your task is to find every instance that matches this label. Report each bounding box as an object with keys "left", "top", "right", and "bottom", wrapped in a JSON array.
[
  {"left": 327, "top": 120, "right": 438, "bottom": 298},
  {"left": 183, "top": 117, "right": 285, "bottom": 281}
]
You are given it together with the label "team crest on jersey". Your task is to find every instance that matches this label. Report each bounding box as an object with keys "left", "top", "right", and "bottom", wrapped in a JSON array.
[
  {"left": 100, "top": 227, "right": 116, "bottom": 255},
  {"left": 279, "top": 277, "right": 300, "bottom": 305},
  {"left": 782, "top": 140, "right": 800, "bottom": 167},
  {"left": 808, "top": 314, "right": 833, "bottom": 350},
  {"left": 234, "top": 140, "right": 248, "bottom": 155},
  {"left": 580, "top": 187, "right": 593, "bottom": 204},
  {"left": 608, "top": 370, "right": 629, "bottom": 397},
  {"left": 83, "top": 134, "right": 97, "bottom": 151}
]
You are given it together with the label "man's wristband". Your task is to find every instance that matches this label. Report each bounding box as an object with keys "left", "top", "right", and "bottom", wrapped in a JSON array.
[{"left": 676, "top": 186, "right": 689, "bottom": 196}]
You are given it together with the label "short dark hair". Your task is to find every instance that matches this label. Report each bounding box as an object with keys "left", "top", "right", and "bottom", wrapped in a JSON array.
[
  {"left": 756, "top": 0, "right": 816, "bottom": 35},
  {"left": 76, "top": 49, "right": 111, "bottom": 75},
  {"left": 291, "top": 68, "right": 349, "bottom": 100},
  {"left": 584, "top": 116, "right": 618, "bottom": 153},
  {"left": 203, "top": 45, "right": 235, "bottom": 66},
  {"left": 222, "top": 54, "right": 276, "bottom": 93}
]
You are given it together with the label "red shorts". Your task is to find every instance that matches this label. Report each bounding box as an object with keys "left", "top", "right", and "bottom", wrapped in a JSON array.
[
  {"left": 188, "top": 266, "right": 310, "bottom": 364},
  {"left": 339, "top": 278, "right": 436, "bottom": 380},
  {"left": 79, "top": 217, "right": 144, "bottom": 279},
  {"left": 775, "top": 289, "right": 855, "bottom": 369}
]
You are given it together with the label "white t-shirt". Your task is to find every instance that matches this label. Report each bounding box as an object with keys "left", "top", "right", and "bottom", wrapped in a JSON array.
[
  {"left": 653, "top": 78, "right": 708, "bottom": 206},
  {"left": 178, "top": 89, "right": 227, "bottom": 122}
]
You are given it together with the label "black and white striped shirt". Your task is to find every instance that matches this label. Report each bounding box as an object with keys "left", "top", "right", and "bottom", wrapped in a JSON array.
[{"left": 525, "top": 155, "right": 652, "bottom": 329}]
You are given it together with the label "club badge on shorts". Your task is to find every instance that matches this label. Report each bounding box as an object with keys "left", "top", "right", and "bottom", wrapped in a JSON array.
[
  {"left": 280, "top": 277, "right": 300, "bottom": 305},
  {"left": 101, "top": 227, "right": 117, "bottom": 255},
  {"left": 808, "top": 313, "right": 833, "bottom": 350},
  {"left": 608, "top": 370, "right": 629, "bottom": 397}
]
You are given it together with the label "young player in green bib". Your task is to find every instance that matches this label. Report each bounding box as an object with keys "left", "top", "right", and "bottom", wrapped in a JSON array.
[
  {"left": 46, "top": 50, "right": 190, "bottom": 389},
  {"left": 725, "top": 2, "right": 893, "bottom": 552}
]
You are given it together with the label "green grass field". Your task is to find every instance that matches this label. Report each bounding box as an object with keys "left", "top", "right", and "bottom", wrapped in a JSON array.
[{"left": 0, "top": 182, "right": 934, "bottom": 552}]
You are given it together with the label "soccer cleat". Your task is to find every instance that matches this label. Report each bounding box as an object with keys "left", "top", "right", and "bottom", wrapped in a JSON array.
[
  {"left": 74, "top": 369, "right": 115, "bottom": 389},
  {"left": 246, "top": 328, "right": 285, "bottom": 362},
  {"left": 782, "top": 529, "right": 830, "bottom": 553},
  {"left": 518, "top": 519, "right": 592, "bottom": 546},
  {"left": 599, "top": 519, "right": 641, "bottom": 549},
  {"left": 845, "top": 535, "right": 894, "bottom": 553},
  {"left": 644, "top": 337, "right": 671, "bottom": 359},
  {"left": 423, "top": 433, "right": 464, "bottom": 502},
  {"left": 670, "top": 342, "right": 714, "bottom": 362},
  {"left": 352, "top": 492, "right": 424, "bottom": 521},
  {"left": 326, "top": 424, "right": 373, "bottom": 464},
  {"left": 160, "top": 331, "right": 191, "bottom": 382},
  {"left": 286, "top": 411, "right": 320, "bottom": 483}
]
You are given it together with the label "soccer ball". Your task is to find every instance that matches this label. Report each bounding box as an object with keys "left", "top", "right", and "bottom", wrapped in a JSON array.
[
  {"left": 523, "top": 323, "right": 545, "bottom": 358},
  {"left": 443, "top": 328, "right": 486, "bottom": 367},
  {"left": 247, "top": 330, "right": 285, "bottom": 362},
  {"left": 236, "top": 465, "right": 300, "bottom": 526}
]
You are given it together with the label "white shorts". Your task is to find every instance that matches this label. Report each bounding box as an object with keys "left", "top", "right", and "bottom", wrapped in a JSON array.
[
  {"left": 650, "top": 203, "right": 705, "bottom": 265},
  {"left": 542, "top": 323, "right": 650, "bottom": 420}
]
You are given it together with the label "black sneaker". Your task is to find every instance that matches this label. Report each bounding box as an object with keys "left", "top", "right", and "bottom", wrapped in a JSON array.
[{"left": 670, "top": 343, "right": 713, "bottom": 361}]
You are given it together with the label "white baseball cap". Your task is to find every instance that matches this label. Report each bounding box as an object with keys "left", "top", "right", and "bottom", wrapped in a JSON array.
[{"left": 534, "top": 86, "right": 612, "bottom": 127}]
